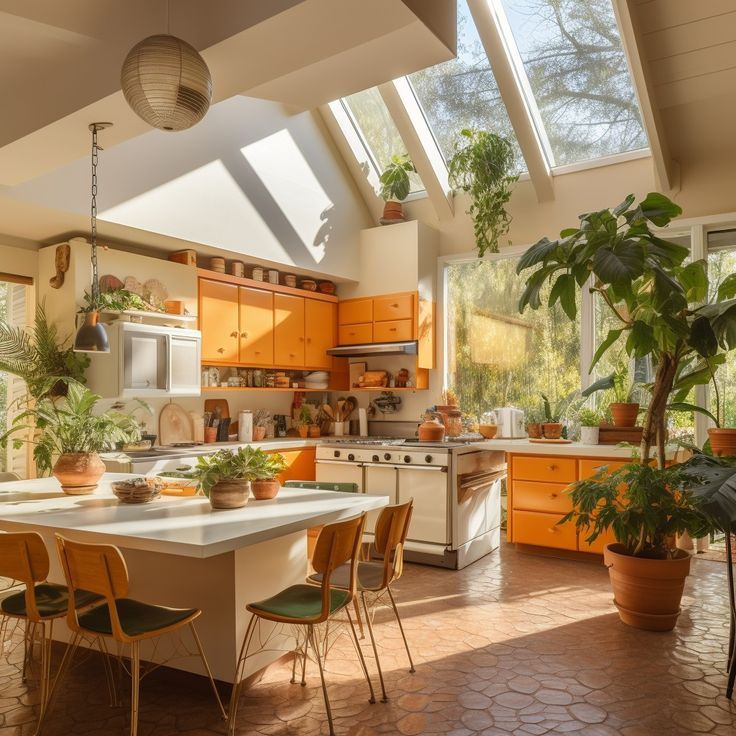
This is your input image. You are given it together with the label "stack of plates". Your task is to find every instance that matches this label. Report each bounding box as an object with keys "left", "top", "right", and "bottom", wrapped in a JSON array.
[
  {"left": 210, "top": 257, "right": 226, "bottom": 273},
  {"left": 305, "top": 370, "right": 329, "bottom": 389}
]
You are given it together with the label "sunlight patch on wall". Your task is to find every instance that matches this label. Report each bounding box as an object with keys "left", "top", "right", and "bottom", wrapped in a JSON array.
[{"left": 241, "top": 129, "right": 332, "bottom": 265}]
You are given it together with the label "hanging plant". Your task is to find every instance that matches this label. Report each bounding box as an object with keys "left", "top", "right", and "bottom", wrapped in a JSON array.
[{"left": 448, "top": 129, "right": 518, "bottom": 256}]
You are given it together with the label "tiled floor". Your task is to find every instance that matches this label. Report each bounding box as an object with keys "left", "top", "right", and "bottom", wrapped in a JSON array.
[{"left": 2, "top": 543, "right": 735, "bottom": 735}]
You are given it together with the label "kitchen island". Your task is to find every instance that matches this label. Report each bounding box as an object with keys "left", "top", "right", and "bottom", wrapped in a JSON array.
[{"left": 0, "top": 474, "right": 387, "bottom": 682}]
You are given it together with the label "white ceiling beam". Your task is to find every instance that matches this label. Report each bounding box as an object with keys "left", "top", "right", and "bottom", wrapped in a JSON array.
[
  {"left": 378, "top": 79, "right": 454, "bottom": 221},
  {"left": 611, "top": 0, "right": 678, "bottom": 193},
  {"left": 467, "top": 0, "right": 554, "bottom": 203}
]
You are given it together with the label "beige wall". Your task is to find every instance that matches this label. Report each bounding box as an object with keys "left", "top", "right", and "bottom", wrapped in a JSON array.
[{"left": 0, "top": 242, "right": 38, "bottom": 282}]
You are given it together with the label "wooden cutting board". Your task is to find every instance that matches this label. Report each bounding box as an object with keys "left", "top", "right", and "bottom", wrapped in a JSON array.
[{"left": 159, "top": 403, "right": 194, "bottom": 446}]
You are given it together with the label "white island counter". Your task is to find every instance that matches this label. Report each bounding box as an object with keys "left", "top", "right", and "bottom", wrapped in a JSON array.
[{"left": 0, "top": 474, "right": 387, "bottom": 682}]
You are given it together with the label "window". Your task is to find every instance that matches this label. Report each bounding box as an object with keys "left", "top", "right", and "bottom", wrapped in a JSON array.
[
  {"left": 341, "top": 88, "right": 424, "bottom": 192},
  {"left": 408, "top": 0, "right": 523, "bottom": 170},
  {"left": 445, "top": 257, "right": 580, "bottom": 420},
  {"left": 496, "top": 0, "right": 647, "bottom": 166}
]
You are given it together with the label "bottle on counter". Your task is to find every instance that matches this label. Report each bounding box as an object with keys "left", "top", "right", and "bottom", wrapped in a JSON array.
[{"left": 238, "top": 410, "right": 253, "bottom": 443}]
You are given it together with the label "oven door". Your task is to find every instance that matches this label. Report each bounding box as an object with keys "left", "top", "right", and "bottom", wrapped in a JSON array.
[
  {"left": 397, "top": 465, "right": 449, "bottom": 545},
  {"left": 362, "top": 463, "right": 397, "bottom": 535},
  {"left": 315, "top": 460, "right": 363, "bottom": 492}
]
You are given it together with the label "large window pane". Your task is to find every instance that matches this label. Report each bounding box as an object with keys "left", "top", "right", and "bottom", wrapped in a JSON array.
[
  {"left": 408, "top": 0, "right": 523, "bottom": 170},
  {"left": 498, "top": 0, "right": 648, "bottom": 166},
  {"left": 446, "top": 258, "right": 580, "bottom": 421},
  {"left": 341, "top": 88, "right": 424, "bottom": 192}
]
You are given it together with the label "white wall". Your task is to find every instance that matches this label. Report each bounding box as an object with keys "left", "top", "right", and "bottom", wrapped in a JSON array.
[{"left": 0, "top": 242, "right": 38, "bottom": 281}]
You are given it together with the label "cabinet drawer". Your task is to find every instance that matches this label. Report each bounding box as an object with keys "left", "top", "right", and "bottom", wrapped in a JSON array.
[
  {"left": 512, "top": 456, "right": 577, "bottom": 484},
  {"left": 579, "top": 459, "right": 627, "bottom": 479},
  {"left": 338, "top": 323, "right": 373, "bottom": 345},
  {"left": 373, "top": 293, "right": 414, "bottom": 322},
  {"left": 512, "top": 510, "right": 577, "bottom": 551},
  {"left": 512, "top": 480, "right": 572, "bottom": 514},
  {"left": 373, "top": 319, "right": 413, "bottom": 342},
  {"left": 339, "top": 299, "right": 373, "bottom": 325}
]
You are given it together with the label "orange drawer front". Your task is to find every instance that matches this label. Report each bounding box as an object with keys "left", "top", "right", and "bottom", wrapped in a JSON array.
[
  {"left": 512, "top": 455, "right": 577, "bottom": 484},
  {"left": 579, "top": 459, "right": 627, "bottom": 479},
  {"left": 373, "top": 319, "right": 413, "bottom": 342},
  {"left": 338, "top": 323, "right": 373, "bottom": 345},
  {"left": 373, "top": 293, "right": 414, "bottom": 322},
  {"left": 579, "top": 527, "right": 616, "bottom": 555},
  {"left": 512, "top": 480, "right": 573, "bottom": 514},
  {"left": 512, "top": 510, "right": 578, "bottom": 551},
  {"left": 339, "top": 299, "right": 373, "bottom": 325}
]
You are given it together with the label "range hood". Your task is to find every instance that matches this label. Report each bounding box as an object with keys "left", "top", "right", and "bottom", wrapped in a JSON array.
[{"left": 327, "top": 341, "right": 418, "bottom": 358}]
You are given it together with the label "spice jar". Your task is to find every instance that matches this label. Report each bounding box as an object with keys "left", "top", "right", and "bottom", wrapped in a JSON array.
[{"left": 445, "top": 409, "right": 463, "bottom": 438}]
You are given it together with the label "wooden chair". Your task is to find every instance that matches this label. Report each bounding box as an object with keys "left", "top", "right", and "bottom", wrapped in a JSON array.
[
  {"left": 307, "top": 500, "right": 415, "bottom": 702},
  {"left": 47, "top": 535, "right": 226, "bottom": 736},
  {"left": 227, "top": 512, "right": 375, "bottom": 736},
  {"left": 0, "top": 532, "right": 102, "bottom": 731}
]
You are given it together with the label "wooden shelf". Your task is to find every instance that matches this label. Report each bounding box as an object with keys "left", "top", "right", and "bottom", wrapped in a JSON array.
[
  {"left": 198, "top": 269, "right": 338, "bottom": 303},
  {"left": 349, "top": 387, "right": 425, "bottom": 392},
  {"left": 201, "top": 386, "right": 332, "bottom": 392}
]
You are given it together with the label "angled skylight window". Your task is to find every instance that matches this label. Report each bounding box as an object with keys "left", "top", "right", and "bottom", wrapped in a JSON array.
[
  {"left": 496, "top": 0, "right": 648, "bottom": 167},
  {"left": 408, "top": 0, "right": 523, "bottom": 171},
  {"left": 341, "top": 87, "right": 424, "bottom": 193}
]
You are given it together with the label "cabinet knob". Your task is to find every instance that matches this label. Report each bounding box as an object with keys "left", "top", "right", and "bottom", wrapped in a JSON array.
[
  {"left": 390, "top": 327, "right": 397, "bottom": 331},
  {"left": 307, "top": 337, "right": 311, "bottom": 343},
  {"left": 547, "top": 527, "right": 557, "bottom": 534},
  {"left": 240, "top": 332, "right": 248, "bottom": 338},
  {"left": 549, "top": 493, "right": 558, "bottom": 499},
  {"left": 299, "top": 336, "right": 304, "bottom": 342},
  {"left": 548, "top": 464, "right": 557, "bottom": 471},
  {"left": 230, "top": 331, "right": 238, "bottom": 338},
  {"left": 392, "top": 303, "right": 399, "bottom": 308},
  {"left": 217, "top": 347, "right": 224, "bottom": 354}
]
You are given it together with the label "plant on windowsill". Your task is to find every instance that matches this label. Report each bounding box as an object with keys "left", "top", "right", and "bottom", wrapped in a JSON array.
[
  {"left": 516, "top": 191, "right": 736, "bottom": 630},
  {"left": 192, "top": 446, "right": 261, "bottom": 509},
  {"left": 582, "top": 361, "right": 641, "bottom": 428},
  {"left": 577, "top": 408, "right": 603, "bottom": 445},
  {"left": 0, "top": 379, "right": 144, "bottom": 495},
  {"left": 540, "top": 391, "right": 582, "bottom": 439},
  {"left": 250, "top": 449, "right": 287, "bottom": 500},
  {"left": 448, "top": 128, "right": 519, "bottom": 256},
  {"left": 378, "top": 153, "right": 416, "bottom": 224}
]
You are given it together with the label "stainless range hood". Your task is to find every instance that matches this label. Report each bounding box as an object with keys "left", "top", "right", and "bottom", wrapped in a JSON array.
[{"left": 326, "top": 341, "right": 418, "bottom": 357}]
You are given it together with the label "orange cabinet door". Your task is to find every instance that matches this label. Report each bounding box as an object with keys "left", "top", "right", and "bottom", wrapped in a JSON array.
[
  {"left": 579, "top": 459, "right": 627, "bottom": 478},
  {"left": 239, "top": 287, "right": 273, "bottom": 366},
  {"left": 511, "top": 455, "right": 577, "bottom": 484},
  {"left": 512, "top": 480, "right": 573, "bottom": 514},
  {"left": 512, "top": 510, "right": 578, "bottom": 551},
  {"left": 274, "top": 293, "right": 305, "bottom": 367},
  {"left": 339, "top": 299, "right": 373, "bottom": 325},
  {"left": 373, "top": 319, "right": 413, "bottom": 342},
  {"left": 338, "top": 323, "right": 373, "bottom": 345},
  {"left": 199, "top": 280, "right": 239, "bottom": 363},
  {"left": 373, "top": 293, "right": 414, "bottom": 322},
  {"left": 274, "top": 448, "right": 316, "bottom": 482},
  {"left": 305, "top": 300, "right": 334, "bottom": 369}
]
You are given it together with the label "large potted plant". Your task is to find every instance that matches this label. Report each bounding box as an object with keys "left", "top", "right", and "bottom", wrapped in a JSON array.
[
  {"left": 448, "top": 128, "right": 519, "bottom": 256},
  {"left": 251, "top": 449, "right": 287, "bottom": 500},
  {"left": 193, "top": 446, "right": 260, "bottom": 509},
  {"left": 1, "top": 380, "right": 144, "bottom": 494},
  {"left": 378, "top": 153, "right": 415, "bottom": 223},
  {"left": 517, "top": 192, "right": 736, "bottom": 629}
]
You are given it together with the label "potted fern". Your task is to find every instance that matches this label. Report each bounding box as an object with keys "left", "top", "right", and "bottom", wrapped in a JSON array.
[
  {"left": 379, "top": 153, "right": 415, "bottom": 223},
  {"left": 577, "top": 408, "right": 603, "bottom": 445}
]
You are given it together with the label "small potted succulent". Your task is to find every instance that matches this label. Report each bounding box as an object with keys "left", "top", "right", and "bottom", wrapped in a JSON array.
[
  {"left": 541, "top": 394, "right": 563, "bottom": 439},
  {"left": 253, "top": 409, "right": 270, "bottom": 442},
  {"left": 526, "top": 412, "right": 542, "bottom": 439},
  {"left": 379, "top": 153, "right": 415, "bottom": 223},
  {"left": 578, "top": 408, "right": 603, "bottom": 445},
  {"left": 193, "top": 447, "right": 261, "bottom": 509},
  {"left": 251, "top": 449, "right": 287, "bottom": 500},
  {"left": 295, "top": 404, "right": 312, "bottom": 438}
]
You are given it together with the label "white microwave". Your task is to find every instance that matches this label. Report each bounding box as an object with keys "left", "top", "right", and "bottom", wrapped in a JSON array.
[{"left": 85, "top": 322, "right": 201, "bottom": 398}]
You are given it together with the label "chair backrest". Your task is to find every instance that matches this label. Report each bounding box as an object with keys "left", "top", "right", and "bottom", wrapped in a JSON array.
[
  {"left": 373, "top": 499, "right": 413, "bottom": 587},
  {"left": 55, "top": 535, "right": 130, "bottom": 638},
  {"left": 0, "top": 532, "right": 50, "bottom": 621},
  {"left": 311, "top": 513, "right": 366, "bottom": 622},
  {"left": 283, "top": 480, "right": 359, "bottom": 493}
]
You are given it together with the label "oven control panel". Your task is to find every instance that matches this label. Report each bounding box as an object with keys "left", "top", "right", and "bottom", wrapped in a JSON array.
[{"left": 318, "top": 446, "right": 449, "bottom": 467}]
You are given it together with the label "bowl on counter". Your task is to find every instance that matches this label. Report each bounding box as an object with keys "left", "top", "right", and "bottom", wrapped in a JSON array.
[
  {"left": 478, "top": 424, "right": 498, "bottom": 439},
  {"left": 111, "top": 477, "right": 162, "bottom": 504}
]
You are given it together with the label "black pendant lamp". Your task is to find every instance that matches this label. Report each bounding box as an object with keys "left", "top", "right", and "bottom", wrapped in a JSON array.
[{"left": 74, "top": 122, "right": 112, "bottom": 353}]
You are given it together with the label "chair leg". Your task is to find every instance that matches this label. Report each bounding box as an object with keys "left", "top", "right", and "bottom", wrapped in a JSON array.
[
  {"left": 227, "top": 615, "right": 257, "bottom": 736},
  {"left": 387, "top": 585, "right": 415, "bottom": 673},
  {"left": 353, "top": 597, "right": 364, "bottom": 639},
  {"left": 347, "top": 603, "right": 377, "bottom": 704},
  {"left": 130, "top": 641, "right": 140, "bottom": 736},
  {"left": 291, "top": 627, "right": 308, "bottom": 686},
  {"left": 36, "top": 632, "right": 80, "bottom": 736},
  {"left": 97, "top": 636, "right": 120, "bottom": 707},
  {"left": 22, "top": 620, "right": 36, "bottom": 683},
  {"left": 360, "top": 591, "right": 387, "bottom": 702},
  {"left": 300, "top": 629, "right": 308, "bottom": 686},
  {"left": 726, "top": 532, "right": 735, "bottom": 673},
  {"left": 189, "top": 622, "right": 226, "bottom": 721},
  {"left": 309, "top": 624, "right": 336, "bottom": 736},
  {"left": 36, "top": 621, "right": 54, "bottom": 724},
  {"left": 727, "top": 639, "right": 736, "bottom": 699}
]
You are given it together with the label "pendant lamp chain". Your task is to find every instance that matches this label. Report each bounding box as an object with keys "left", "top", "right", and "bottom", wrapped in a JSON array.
[{"left": 90, "top": 123, "right": 101, "bottom": 305}]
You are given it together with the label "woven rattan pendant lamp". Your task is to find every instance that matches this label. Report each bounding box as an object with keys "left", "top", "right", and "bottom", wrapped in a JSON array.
[{"left": 120, "top": 1, "right": 212, "bottom": 131}]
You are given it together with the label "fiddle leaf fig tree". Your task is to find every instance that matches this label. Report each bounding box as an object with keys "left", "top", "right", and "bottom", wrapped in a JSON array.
[
  {"left": 517, "top": 192, "right": 736, "bottom": 466},
  {"left": 379, "top": 154, "right": 415, "bottom": 203}
]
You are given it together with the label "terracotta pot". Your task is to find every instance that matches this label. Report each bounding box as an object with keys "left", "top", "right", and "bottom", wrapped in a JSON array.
[
  {"left": 251, "top": 478, "right": 281, "bottom": 501},
  {"left": 527, "top": 422, "right": 542, "bottom": 439},
  {"left": 253, "top": 426, "right": 267, "bottom": 441},
  {"left": 542, "top": 422, "right": 563, "bottom": 439},
  {"left": 298, "top": 426, "right": 309, "bottom": 438},
  {"left": 209, "top": 479, "right": 250, "bottom": 510},
  {"left": 53, "top": 452, "right": 105, "bottom": 495},
  {"left": 382, "top": 201, "right": 404, "bottom": 221},
  {"left": 308, "top": 425, "right": 321, "bottom": 438},
  {"left": 603, "top": 543, "right": 691, "bottom": 632},
  {"left": 708, "top": 428, "right": 736, "bottom": 457},
  {"left": 418, "top": 417, "right": 445, "bottom": 442},
  {"left": 610, "top": 402, "right": 640, "bottom": 428}
]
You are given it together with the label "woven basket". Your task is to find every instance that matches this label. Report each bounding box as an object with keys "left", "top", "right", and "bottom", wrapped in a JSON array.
[{"left": 112, "top": 479, "right": 162, "bottom": 504}]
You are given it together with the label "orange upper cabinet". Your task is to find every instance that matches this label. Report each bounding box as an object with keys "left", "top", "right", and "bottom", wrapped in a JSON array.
[
  {"left": 200, "top": 280, "right": 239, "bottom": 363},
  {"left": 339, "top": 298, "right": 373, "bottom": 325},
  {"left": 239, "top": 287, "right": 273, "bottom": 365},
  {"left": 374, "top": 293, "right": 414, "bottom": 322},
  {"left": 305, "top": 300, "right": 334, "bottom": 369},
  {"left": 274, "top": 293, "right": 305, "bottom": 367}
]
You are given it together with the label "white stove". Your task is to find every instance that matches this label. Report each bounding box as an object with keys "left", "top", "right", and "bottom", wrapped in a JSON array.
[{"left": 316, "top": 440, "right": 505, "bottom": 569}]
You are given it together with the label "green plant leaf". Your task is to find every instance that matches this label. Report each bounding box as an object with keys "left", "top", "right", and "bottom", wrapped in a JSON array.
[
  {"left": 612, "top": 194, "right": 635, "bottom": 217},
  {"left": 589, "top": 328, "right": 623, "bottom": 371},
  {"left": 645, "top": 236, "right": 690, "bottom": 267},
  {"left": 547, "top": 273, "right": 576, "bottom": 320},
  {"left": 625, "top": 320, "right": 656, "bottom": 358},
  {"left": 676, "top": 260, "right": 708, "bottom": 302},
  {"left": 593, "top": 241, "right": 646, "bottom": 285},
  {"left": 717, "top": 273, "right": 736, "bottom": 301},
  {"left": 668, "top": 402, "right": 719, "bottom": 427},
  {"left": 638, "top": 192, "right": 683, "bottom": 226},
  {"left": 516, "top": 237, "right": 559, "bottom": 273},
  {"left": 582, "top": 373, "right": 615, "bottom": 397},
  {"left": 688, "top": 316, "right": 719, "bottom": 358}
]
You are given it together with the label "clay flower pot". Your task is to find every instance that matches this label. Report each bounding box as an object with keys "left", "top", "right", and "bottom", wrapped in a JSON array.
[
  {"left": 209, "top": 480, "right": 250, "bottom": 509},
  {"left": 253, "top": 426, "right": 267, "bottom": 441},
  {"left": 527, "top": 422, "right": 542, "bottom": 439},
  {"left": 382, "top": 201, "right": 404, "bottom": 221},
  {"left": 603, "top": 543, "right": 691, "bottom": 632},
  {"left": 251, "top": 478, "right": 281, "bottom": 501},
  {"left": 708, "top": 428, "right": 736, "bottom": 457},
  {"left": 298, "top": 426, "right": 309, "bottom": 438},
  {"left": 542, "top": 422, "right": 563, "bottom": 439},
  {"left": 610, "top": 402, "right": 640, "bottom": 428},
  {"left": 308, "top": 425, "right": 321, "bottom": 438},
  {"left": 53, "top": 452, "right": 105, "bottom": 495}
]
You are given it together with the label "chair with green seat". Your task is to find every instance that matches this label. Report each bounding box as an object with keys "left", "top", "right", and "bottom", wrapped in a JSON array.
[
  {"left": 227, "top": 512, "right": 376, "bottom": 736},
  {"left": 0, "top": 531, "right": 103, "bottom": 729},
  {"left": 47, "top": 535, "right": 226, "bottom": 736},
  {"left": 307, "top": 499, "right": 415, "bottom": 702}
]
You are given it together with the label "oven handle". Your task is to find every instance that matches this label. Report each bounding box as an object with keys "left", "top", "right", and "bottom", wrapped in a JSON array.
[
  {"left": 457, "top": 469, "right": 505, "bottom": 503},
  {"left": 377, "top": 464, "right": 448, "bottom": 472},
  {"left": 315, "top": 460, "right": 364, "bottom": 467}
]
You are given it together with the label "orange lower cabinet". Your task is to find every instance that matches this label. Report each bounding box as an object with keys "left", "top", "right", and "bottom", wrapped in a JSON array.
[
  {"left": 512, "top": 480, "right": 573, "bottom": 514},
  {"left": 579, "top": 459, "right": 627, "bottom": 478},
  {"left": 274, "top": 448, "right": 316, "bottom": 483},
  {"left": 579, "top": 527, "right": 617, "bottom": 554},
  {"left": 512, "top": 455, "right": 577, "bottom": 484},
  {"left": 512, "top": 510, "right": 578, "bottom": 551}
]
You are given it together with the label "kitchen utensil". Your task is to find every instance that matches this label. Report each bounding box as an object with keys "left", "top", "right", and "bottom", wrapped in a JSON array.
[
  {"left": 159, "top": 403, "right": 193, "bottom": 445},
  {"left": 344, "top": 395, "right": 357, "bottom": 418},
  {"left": 99, "top": 274, "right": 124, "bottom": 292},
  {"left": 418, "top": 415, "right": 446, "bottom": 442},
  {"left": 349, "top": 362, "right": 367, "bottom": 389},
  {"left": 478, "top": 424, "right": 498, "bottom": 439},
  {"left": 336, "top": 399, "right": 346, "bottom": 421},
  {"left": 230, "top": 261, "right": 245, "bottom": 277},
  {"left": 205, "top": 399, "right": 230, "bottom": 426},
  {"left": 495, "top": 407, "right": 526, "bottom": 438},
  {"left": 358, "top": 408, "right": 368, "bottom": 437},
  {"left": 124, "top": 276, "right": 143, "bottom": 295},
  {"left": 300, "top": 279, "right": 317, "bottom": 291},
  {"left": 218, "top": 417, "right": 231, "bottom": 442},
  {"left": 204, "top": 427, "right": 217, "bottom": 443},
  {"left": 318, "top": 281, "right": 335, "bottom": 295},
  {"left": 143, "top": 278, "right": 168, "bottom": 308},
  {"left": 190, "top": 413, "right": 204, "bottom": 443},
  {"left": 238, "top": 410, "right": 253, "bottom": 443},
  {"left": 267, "top": 269, "right": 280, "bottom": 284}
]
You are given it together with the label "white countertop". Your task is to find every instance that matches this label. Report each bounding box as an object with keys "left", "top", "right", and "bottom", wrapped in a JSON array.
[
  {"left": 0, "top": 473, "right": 387, "bottom": 559},
  {"left": 475, "top": 438, "right": 676, "bottom": 459}
]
